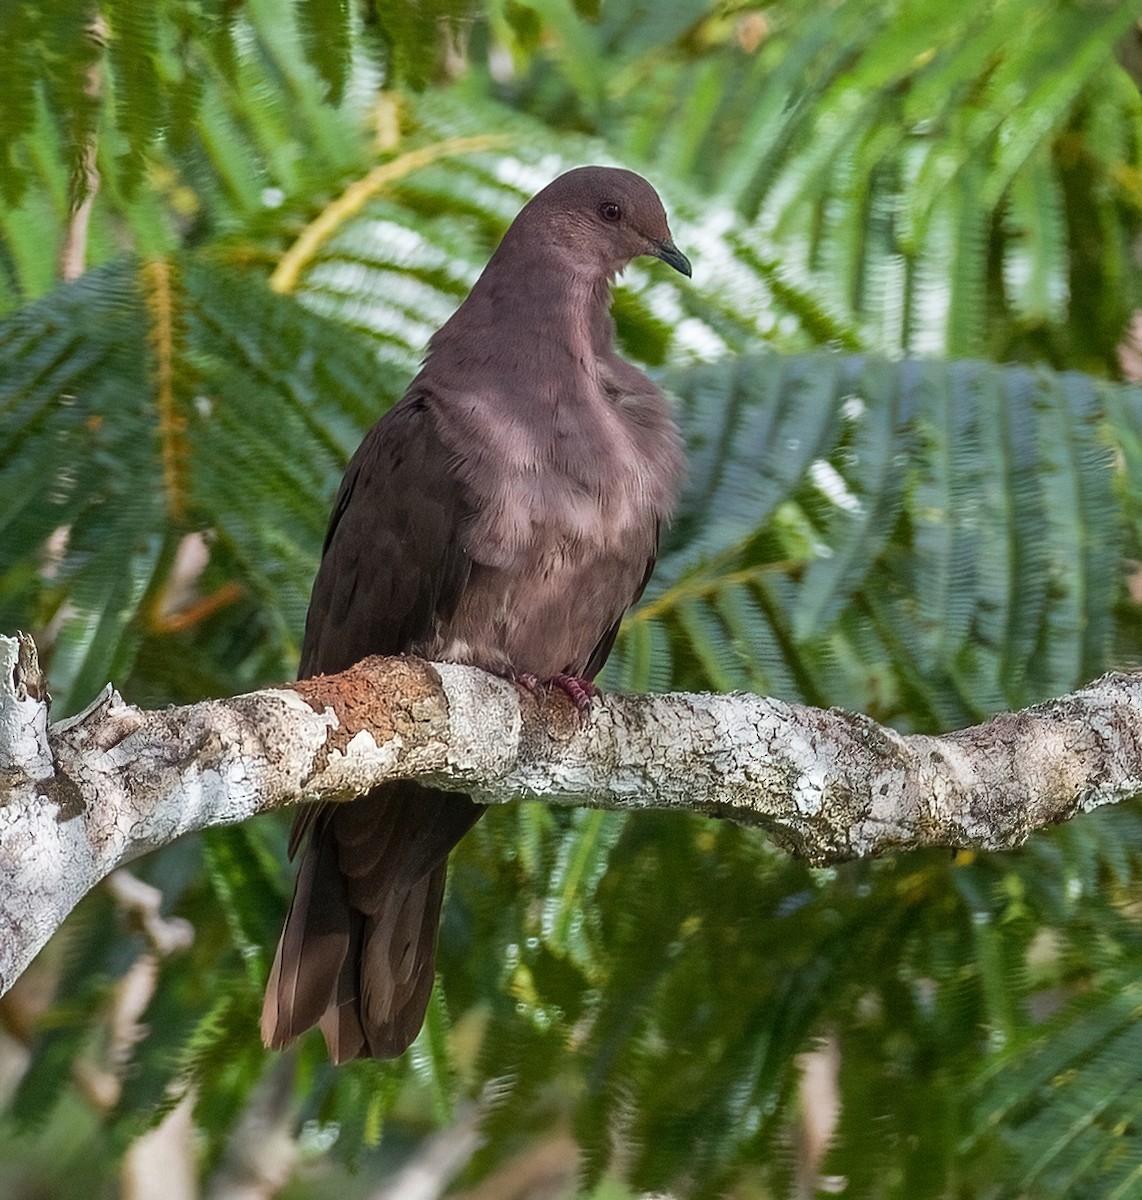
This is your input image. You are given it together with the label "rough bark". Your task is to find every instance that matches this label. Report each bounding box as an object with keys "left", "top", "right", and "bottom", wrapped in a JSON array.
[{"left": 2, "top": 632, "right": 1141, "bottom": 997}]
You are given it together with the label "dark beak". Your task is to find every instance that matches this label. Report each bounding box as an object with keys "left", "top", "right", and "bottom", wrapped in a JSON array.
[{"left": 652, "top": 238, "right": 692, "bottom": 278}]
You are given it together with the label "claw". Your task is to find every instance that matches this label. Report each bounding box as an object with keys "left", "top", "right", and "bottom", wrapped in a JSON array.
[
  {"left": 514, "top": 671, "right": 542, "bottom": 698},
  {"left": 548, "top": 673, "right": 598, "bottom": 715}
]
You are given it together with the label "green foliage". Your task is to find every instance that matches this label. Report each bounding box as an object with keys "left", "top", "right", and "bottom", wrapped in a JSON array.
[
  {"left": 973, "top": 969, "right": 1142, "bottom": 1199},
  {"left": 491, "top": 0, "right": 1142, "bottom": 365},
  {"left": 3, "top": 1, "right": 1142, "bottom": 1198},
  {"left": 0, "top": 254, "right": 383, "bottom": 713},
  {"left": 611, "top": 353, "right": 1129, "bottom": 729}
]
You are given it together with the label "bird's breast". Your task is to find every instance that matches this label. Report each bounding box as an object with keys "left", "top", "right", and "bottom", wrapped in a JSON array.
[
  {"left": 465, "top": 441, "right": 656, "bottom": 570},
  {"left": 423, "top": 389, "right": 682, "bottom": 678}
]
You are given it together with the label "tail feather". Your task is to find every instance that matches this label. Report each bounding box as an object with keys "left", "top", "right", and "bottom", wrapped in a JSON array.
[
  {"left": 261, "top": 782, "right": 481, "bottom": 1060},
  {"left": 359, "top": 867, "right": 449, "bottom": 1058},
  {"left": 317, "top": 912, "right": 367, "bottom": 1062},
  {"left": 261, "top": 825, "right": 350, "bottom": 1048}
]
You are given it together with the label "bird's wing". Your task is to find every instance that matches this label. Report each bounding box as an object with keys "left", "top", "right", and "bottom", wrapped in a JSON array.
[
  {"left": 581, "top": 519, "right": 661, "bottom": 681},
  {"left": 286, "top": 392, "right": 473, "bottom": 862},
  {"left": 266, "top": 392, "right": 482, "bottom": 1058},
  {"left": 299, "top": 393, "right": 473, "bottom": 680}
]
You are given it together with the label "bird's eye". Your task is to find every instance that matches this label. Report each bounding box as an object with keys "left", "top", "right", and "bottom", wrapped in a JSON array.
[{"left": 598, "top": 201, "right": 622, "bottom": 222}]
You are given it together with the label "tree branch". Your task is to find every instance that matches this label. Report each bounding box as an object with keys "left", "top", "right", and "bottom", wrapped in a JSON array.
[{"left": 2, "top": 632, "right": 1141, "bottom": 997}]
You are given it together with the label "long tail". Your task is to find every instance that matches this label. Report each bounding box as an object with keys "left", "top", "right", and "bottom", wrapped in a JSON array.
[{"left": 261, "top": 781, "right": 482, "bottom": 1061}]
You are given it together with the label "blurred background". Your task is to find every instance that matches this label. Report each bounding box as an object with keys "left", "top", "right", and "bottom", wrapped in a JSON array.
[{"left": 3, "top": 1, "right": 1142, "bottom": 1196}]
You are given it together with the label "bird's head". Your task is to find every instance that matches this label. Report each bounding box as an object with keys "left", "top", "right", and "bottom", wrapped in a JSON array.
[{"left": 514, "top": 165, "right": 692, "bottom": 281}]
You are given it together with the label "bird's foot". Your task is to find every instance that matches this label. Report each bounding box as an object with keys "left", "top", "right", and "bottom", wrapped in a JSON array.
[
  {"left": 547, "top": 673, "right": 599, "bottom": 715},
  {"left": 497, "top": 669, "right": 597, "bottom": 715}
]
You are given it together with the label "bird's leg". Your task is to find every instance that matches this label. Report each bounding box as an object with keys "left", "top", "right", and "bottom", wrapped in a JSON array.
[{"left": 546, "top": 673, "right": 599, "bottom": 715}]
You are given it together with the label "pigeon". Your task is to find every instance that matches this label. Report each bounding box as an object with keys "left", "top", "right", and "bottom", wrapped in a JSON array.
[{"left": 261, "top": 165, "right": 690, "bottom": 1060}]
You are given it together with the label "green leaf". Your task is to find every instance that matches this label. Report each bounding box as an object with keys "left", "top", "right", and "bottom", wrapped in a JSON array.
[{"left": 297, "top": 0, "right": 352, "bottom": 104}]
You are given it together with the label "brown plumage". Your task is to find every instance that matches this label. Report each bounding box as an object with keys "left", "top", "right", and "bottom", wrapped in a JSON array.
[{"left": 261, "top": 166, "right": 691, "bottom": 1061}]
